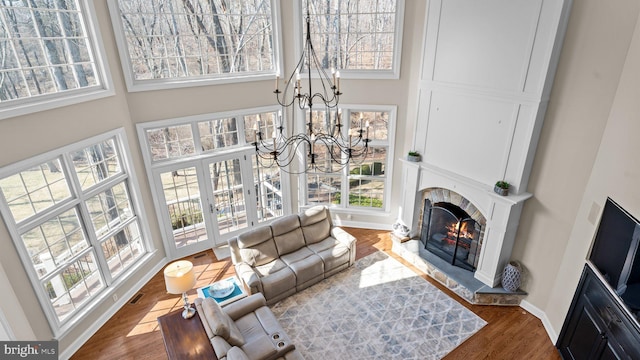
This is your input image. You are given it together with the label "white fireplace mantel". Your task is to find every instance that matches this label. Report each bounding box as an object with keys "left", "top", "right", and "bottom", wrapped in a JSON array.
[
  {"left": 399, "top": 0, "right": 570, "bottom": 288},
  {"left": 398, "top": 159, "right": 532, "bottom": 287}
]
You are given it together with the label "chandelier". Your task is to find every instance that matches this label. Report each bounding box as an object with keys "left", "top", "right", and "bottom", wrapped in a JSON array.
[{"left": 252, "top": 5, "right": 371, "bottom": 173}]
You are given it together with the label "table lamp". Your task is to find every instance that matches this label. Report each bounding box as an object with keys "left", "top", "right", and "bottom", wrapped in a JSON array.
[{"left": 164, "top": 260, "right": 196, "bottom": 319}]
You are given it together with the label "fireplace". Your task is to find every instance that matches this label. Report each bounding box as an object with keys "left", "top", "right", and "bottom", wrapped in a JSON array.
[
  {"left": 421, "top": 200, "right": 482, "bottom": 271},
  {"left": 398, "top": 165, "right": 531, "bottom": 287}
]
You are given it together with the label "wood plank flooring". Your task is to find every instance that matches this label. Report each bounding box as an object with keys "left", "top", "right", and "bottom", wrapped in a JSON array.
[{"left": 71, "top": 228, "right": 561, "bottom": 360}]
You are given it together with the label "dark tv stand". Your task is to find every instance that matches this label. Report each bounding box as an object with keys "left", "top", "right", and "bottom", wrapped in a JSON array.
[
  {"left": 621, "top": 283, "right": 640, "bottom": 312},
  {"left": 557, "top": 263, "right": 640, "bottom": 359}
]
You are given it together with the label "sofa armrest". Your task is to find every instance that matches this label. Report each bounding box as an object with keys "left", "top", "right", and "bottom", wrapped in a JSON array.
[
  {"left": 235, "top": 262, "right": 262, "bottom": 295},
  {"left": 241, "top": 336, "right": 279, "bottom": 360},
  {"left": 228, "top": 237, "right": 242, "bottom": 265},
  {"left": 331, "top": 227, "right": 356, "bottom": 248},
  {"left": 223, "top": 293, "right": 268, "bottom": 320},
  {"left": 332, "top": 226, "right": 357, "bottom": 265}
]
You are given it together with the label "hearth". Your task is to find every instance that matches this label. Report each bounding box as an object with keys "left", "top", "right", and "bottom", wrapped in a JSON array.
[{"left": 420, "top": 199, "right": 482, "bottom": 271}]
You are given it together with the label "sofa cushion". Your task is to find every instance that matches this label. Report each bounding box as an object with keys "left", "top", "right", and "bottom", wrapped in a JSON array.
[
  {"left": 234, "top": 306, "right": 295, "bottom": 360},
  {"left": 307, "top": 237, "right": 351, "bottom": 271},
  {"left": 237, "top": 227, "right": 279, "bottom": 267},
  {"left": 280, "top": 247, "right": 324, "bottom": 286},
  {"left": 201, "top": 298, "right": 245, "bottom": 347},
  {"left": 254, "top": 259, "right": 296, "bottom": 300},
  {"left": 300, "top": 206, "right": 332, "bottom": 244},
  {"left": 271, "top": 214, "right": 306, "bottom": 255},
  {"left": 235, "top": 311, "right": 267, "bottom": 344}
]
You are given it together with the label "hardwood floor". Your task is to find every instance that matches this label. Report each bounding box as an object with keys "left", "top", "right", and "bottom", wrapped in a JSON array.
[{"left": 71, "top": 228, "right": 561, "bottom": 360}]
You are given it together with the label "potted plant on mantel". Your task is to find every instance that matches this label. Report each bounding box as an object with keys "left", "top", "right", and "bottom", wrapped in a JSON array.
[
  {"left": 407, "top": 151, "right": 421, "bottom": 162},
  {"left": 494, "top": 181, "right": 510, "bottom": 196}
]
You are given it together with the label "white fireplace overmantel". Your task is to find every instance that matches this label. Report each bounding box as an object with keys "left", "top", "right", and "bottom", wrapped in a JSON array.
[
  {"left": 398, "top": 158, "right": 532, "bottom": 287},
  {"left": 399, "top": 0, "right": 570, "bottom": 288}
]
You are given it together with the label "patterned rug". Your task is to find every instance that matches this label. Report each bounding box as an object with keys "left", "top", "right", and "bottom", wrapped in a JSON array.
[{"left": 270, "top": 251, "right": 487, "bottom": 360}]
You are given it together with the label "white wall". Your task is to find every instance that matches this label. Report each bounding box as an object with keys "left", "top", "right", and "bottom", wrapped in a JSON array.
[
  {"left": 510, "top": 0, "right": 640, "bottom": 339},
  {"left": 543, "top": 9, "right": 640, "bottom": 336}
]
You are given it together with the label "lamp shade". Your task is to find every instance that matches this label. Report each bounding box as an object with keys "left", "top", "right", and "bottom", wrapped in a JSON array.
[{"left": 164, "top": 260, "right": 196, "bottom": 294}]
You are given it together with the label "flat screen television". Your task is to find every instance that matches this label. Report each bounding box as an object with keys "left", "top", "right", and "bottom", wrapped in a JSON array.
[{"left": 589, "top": 197, "right": 640, "bottom": 312}]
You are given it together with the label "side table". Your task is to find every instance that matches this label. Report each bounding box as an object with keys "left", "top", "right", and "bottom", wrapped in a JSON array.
[
  {"left": 157, "top": 305, "right": 217, "bottom": 360},
  {"left": 197, "top": 276, "right": 247, "bottom": 306}
]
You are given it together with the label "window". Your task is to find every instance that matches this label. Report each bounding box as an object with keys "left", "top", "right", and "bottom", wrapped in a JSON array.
[
  {"left": 301, "top": 0, "right": 404, "bottom": 77},
  {"left": 109, "top": 0, "right": 281, "bottom": 91},
  {"left": 0, "top": 0, "right": 112, "bottom": 119},
  {"left": 0, "top": 130, "right": 151, "bottom": 335},
  {"left": 137, "top": 107, "right": 289, "bottom": 258},
  {"left": 305, "top": 106, "right": 395, "bottom": 211}
]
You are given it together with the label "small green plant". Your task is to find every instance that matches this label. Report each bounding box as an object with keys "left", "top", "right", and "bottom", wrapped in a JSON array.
[
  {"left": 495, "top": 181, "right": 510, "bottom": 189},
  {"left": 408, "top": 150, "right": 420, "bottom": 157}
]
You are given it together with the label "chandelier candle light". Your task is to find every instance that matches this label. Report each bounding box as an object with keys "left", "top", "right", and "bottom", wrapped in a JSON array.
[{"left": 253, "top": 4, "right": 371, "bottom": 173}]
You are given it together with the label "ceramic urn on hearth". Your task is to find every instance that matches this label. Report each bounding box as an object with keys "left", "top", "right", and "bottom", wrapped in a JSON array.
[{"left": 501, "top": 261, "right": 522, "bottom": 292}]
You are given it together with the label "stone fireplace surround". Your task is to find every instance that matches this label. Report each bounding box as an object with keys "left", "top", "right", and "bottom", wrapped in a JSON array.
[
  {"left": 419, "top": 187, "right": 487, "bottom": 270},
  {"left": 396, "top": 159, "right": 532, "bottom": 289}
]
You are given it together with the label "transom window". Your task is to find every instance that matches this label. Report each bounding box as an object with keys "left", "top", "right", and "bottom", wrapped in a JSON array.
[
  {"left": 305, "top": 106, "right": 395, "bottom": 211},
  {"left": 109, "top": 0, "right": 280, "bottom": 90},
  {"left": 0, "top": 0, "right": 111, "bottom": 119},
  {"left": 301, "top": 0, "right": 403, "bottom": 76},
  {"left": 0, "top": 130, "right": 151, "bottom": 334}
]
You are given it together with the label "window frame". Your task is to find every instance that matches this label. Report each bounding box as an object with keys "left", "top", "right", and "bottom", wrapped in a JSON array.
[
  {"left": 136, "top": 106, "right": 292, "bottom": 259},
  {"left": 294, "top": 0, "right": 405, "bottom": 80},
  {"left": 107, "top": 0, "right": 284, "bottom": 92},
  {"left": 301, "top": 104, "right": 396, "bottom": 213},
  {"left": 0, "top": 128, "right": 154, "bottom": 337},
  {"left": 0, "top": 0, "right": 115, "bottom": 121}
]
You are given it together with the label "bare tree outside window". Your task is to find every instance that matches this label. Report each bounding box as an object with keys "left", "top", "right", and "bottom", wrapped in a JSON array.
[
  {"left": 113, "top": 0, "right": 276, "bottom": 81},
  {"left": 304, "top": 0, "right": 398, "bottom": 71},
  {"left": 0, "top": 0, "right": 100, "bottom": 102}
]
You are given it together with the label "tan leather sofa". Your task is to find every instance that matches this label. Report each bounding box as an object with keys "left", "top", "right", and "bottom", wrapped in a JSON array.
[
  {"left": 195, "top": 293, "right": 302, "bottom": 360},
  {"left": 229, "top": 205, "right": 357, "bottom": 305}
]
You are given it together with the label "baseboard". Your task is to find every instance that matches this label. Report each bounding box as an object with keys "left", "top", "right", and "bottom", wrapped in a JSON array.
[
  {"left": 332, "top": 219, "right": 392, "bottom": 230},
  {"left": 60, "top": 258, "right": 168, "bottom": 360},
  {"left": 520, "top": 299, "right": 559, "bottom": 344}
]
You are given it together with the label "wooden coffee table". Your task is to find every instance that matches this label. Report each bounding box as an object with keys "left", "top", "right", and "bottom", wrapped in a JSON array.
[{"left": 157, "top": 305, "right": 217, "bottom": 360}]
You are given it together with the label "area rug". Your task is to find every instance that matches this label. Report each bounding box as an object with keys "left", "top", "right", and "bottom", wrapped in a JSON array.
[{"left": 270, "top": 251, "right": 487, "bottom": 360}]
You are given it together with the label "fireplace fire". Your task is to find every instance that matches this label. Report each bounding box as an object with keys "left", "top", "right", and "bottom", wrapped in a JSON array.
[{"left": 420, "top": 200, "right": 482, "bottom": 271}]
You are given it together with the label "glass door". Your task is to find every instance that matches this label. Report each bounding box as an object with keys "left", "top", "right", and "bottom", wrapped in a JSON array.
[
  {"left": 251, "top": 154, "right": 284, "bottom": 223},
  {"left": 154, "top": 163, "right": 213, "bottom": 258},
  {"left": 151, "top": 150, "right": 290, "bottom": 259},
  {"left": 206, "top": 155, "right": 251, "bottom": 236}
]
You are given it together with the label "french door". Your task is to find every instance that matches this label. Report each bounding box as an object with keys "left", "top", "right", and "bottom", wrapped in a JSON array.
[{"left": 153, "top": 149, "right": 287, "bottom": 259}]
